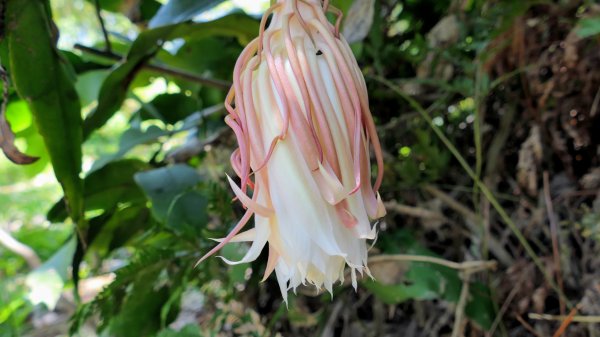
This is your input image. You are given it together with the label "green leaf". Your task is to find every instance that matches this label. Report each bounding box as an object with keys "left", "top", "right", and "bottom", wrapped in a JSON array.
[
  {"left": 158, "top": 37, "right": 242, "bottom": 80},
  {"left": 576, "top": 17, "right": 600, "bottom": 38},
  {"left": 101, "top": 207, "right": 152, "bottom": 253},
  {"left": 5, "top": 101, "right": 33, "bottom": 133},
  {"left": 149, "top": 0, "right": 227, "bottom": 28},
  {"left": 86, "top": 0, "right": 161, "bottom": 22},
  {"left": 48, "top": 159, "right": 149, "bottom": 222},
  {"left": 139, "top": 93, "right": 198, "bottom": 124},
  {"left": 368, "top": 230, "right": 496, "bottom": 330},
  {"left": 465, "top": 282, "right": 495, "bottom": 330},
  {"left": 134, "top": 165, "right": 202, "bottom": 222},
  {"left": 25, "top": 237, "right": 77, "bottom": 310},
  {"left": 83, "top": 57, "right": 156, "bottom": 139},
  {"left": 157, "top": 324, "right": 202, "bottom": 337},
  {"left": 61, "top": 50, "right": 111, "bottom": 74},
  {"left": 166, "top": 191, "right": 208, "bottom": 235},
  {"left": 75, "top": 70, "right": 110, "bottom": 107},
  {"left": 83, "top": 13, "right": 256, "bottom": 139},
  {"left": 108, "top": 273, "right": 172, "bottom": 337},
  {"left": 91, "top": 125, "right": 170, "bottom": 171},
  {"left": 7, "top": 0, "right": 84, "bottom": 224}
]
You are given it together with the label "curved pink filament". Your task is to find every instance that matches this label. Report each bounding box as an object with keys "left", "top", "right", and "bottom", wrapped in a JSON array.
[
  {"left": 264, "top": 31, "right": 291, "bottom": 140},
  {"left": 335, "top": 38, "right": 384, "bottom": 191},
  {"left": 241, "top": 58, "right": 270, "bottom": 169},
  {"left": 291, "top": 0, "right": 311, "bottom": 36},
  {"left": 227, "top": 176, "right": 273, "bottom": 217},
  {"left": 225, "top": 115, "right": 251, "bottom": 189},
  {"left": 273, "top": 54, "right": 320, "bottom": 171},
  {"left": 314, "top": 40, "right": 362, "bottom": 190},
  {"left": 231, "top": 40, "right": 261, "bottom": 191},
  {"left": 283, "top": 13, "right": 324, "bottom": 164},
  {"left": 195, "top": 206, "right": 254, "bottom": 266},
  {"left": 310, "top": 19, "right": 365, "bottom": 193},
  {"left": 326, "top": 5, "right": 343, "bottom": 38},
  {"left": 256, "top": 3, "right": 281, "bottom": 69},
  {"left": 297, "top": 36, "right": 341, "bottom": 178}
]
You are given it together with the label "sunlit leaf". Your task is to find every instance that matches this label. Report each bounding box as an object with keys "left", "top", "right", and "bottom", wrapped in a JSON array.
[
  {"left": 25, "top": 237, "right": 76, "bottom": 310},
  {"left": 48, "top": 159, "right": 148, "bottom": 222},
  {"left": 149, "top": 0, "right": 227, "bottom": 28},
  {"left": 576, "top": 17, "right": 600, "bottom": 38},
  {"left": 6, "top": 0, "right": 84, "bottom": 223}
]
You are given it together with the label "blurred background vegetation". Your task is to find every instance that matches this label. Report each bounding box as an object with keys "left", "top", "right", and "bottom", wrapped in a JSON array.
[{"left": 0, "top": 0, "right": 599, "bottom": 336}]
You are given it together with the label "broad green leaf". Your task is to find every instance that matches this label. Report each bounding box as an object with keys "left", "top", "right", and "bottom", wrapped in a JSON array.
[
  {"left": 332, "top": 0, "right": 355, "bottom": 18},
  {"left": 19, "top": 129, "right": 50, "bottom": 177},
  {"left": 25, "top": 237, "right": 77, "bottom": 310},
  {"left": 7, "top": 0, "right": 84, "bottom": 224},
  {"left": 135, "top": 13, "right": 259, "bottom": 54},
  {"left": 139, "top": 93, "right": 198, "bottom": 124},
  {"left": 102, "top": 207, "right": 152, "bottom": 252},
  {"left": 13, "top": 224, "right": 72, "bottom": 261},
  {"left": 90, "top": 125, "right": 170, "bottom": 171},
  {"left": 368, "top": 230, "right": 496, "bottom": 330},
  {"left": 86, "top": 0, "right": 161, "bottom": 22},
  {"left": 158, "top": 37, "right": 242, "bottom": 80},
  {"left": 5, "top": 101, "right": 32, "bottom": 133},
  {"left": 149, "top": 0, "right": 227, "bottom": 28},
  {"left": 48, "top": 159, "right": 148, "bottom": 222},
  {"left": 157, "top": 324, "right": 202, "bottom": 337},
  {"left": 83, "top": 14, "right": 257, "bottom": 139},
  {"left": 0, "top": 298, "right": 27, "bottom": 326},
  {"left": 83, "top": 57, "right": 156, "bottom": 139},
  {"left": 134, "top": 165, "right": 202, "bottom": 222},
  {"left": 61, "top": 50, "right": 111, "bottom": 74},
  {"left": 166, "top": 191, "right": 208, "bottom": 235},
  {"left": 75, "top": 70, "right": 110, "bottom": 107},
  {"left": 221, "top": 244, "right": 248, "bottom": 288},
  {"left": 576, "top": 17, "right": 600, "bottom": 38},
  {"left": 465, "top": 282, "right": 495, "bottom": 330}
]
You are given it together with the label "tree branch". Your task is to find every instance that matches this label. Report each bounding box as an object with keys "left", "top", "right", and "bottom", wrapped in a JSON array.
[
  {"left": 0, "top": 226, "right": 41, "bottom": 268},
  {"left": 368, "top": 254, "right": 497, "bottom": 273},
  {"left": 73, "top": 44, "right": 232, "bottom": 90},
  {"left": 93, "top": 0, "right": 111, "bottom": 53}
]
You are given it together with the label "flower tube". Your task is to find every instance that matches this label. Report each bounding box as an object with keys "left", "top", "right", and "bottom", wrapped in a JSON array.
[{"left": 198, "top": 0, "right": 386, "bottom": 301}]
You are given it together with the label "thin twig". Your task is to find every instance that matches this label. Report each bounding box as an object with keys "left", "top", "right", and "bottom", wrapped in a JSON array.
[
  {"left": 529, "top": 313, "right": 600, "bottom": 324},
  {"left": 368, "top": 254, "right": 497, "bottom": 273},
  {"left": 552, "top": 306, "right": 579, "bottom": 337},
  {"left": 423, "top": 185, "right": 514, "bottom": 266},
  {"left": 487, "top": 272, "right": 524, "bottom": 336},
  {"left": 516, "top": 314, "right": 543, "bottom": 337},
  {"left": 93, "top": 0, "right": 112, "bottom": 53},
  {"left": 451, "top": 271, "right": 471, "bottom": 337},
  {"left": 543, "top": 171, "right": 565, "bottom": 315},
  {"left": 424, "top": 185, "right": 479, "bottom": 223},
  {"left": 320, "top": 300, "right": 345, "bottom": 337},
  {"left": 384, "top": 201, "right": 448, "bottom": 222},
  {"left": 73, "top": 44, "right": 232, "bottom": 90},
  {"left": 0, "top": 226, "right": 41, "bottom": 268},
  {"left": 374, "top": 76, "right": 571, "bottom": 309},
  {"left": 590, "top": 86, "right": 600, "bottom": 117}
]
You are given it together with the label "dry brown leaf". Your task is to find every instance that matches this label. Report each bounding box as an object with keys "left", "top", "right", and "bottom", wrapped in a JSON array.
[
  {"left": 368, "top": 259, "right": 409, "bottom": 285},
  {"left": 517, "top": 125, "right": 543, "bottom": 196},
  {"left": 580, "top": 167, "right": 600, "bottom": 189}
]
